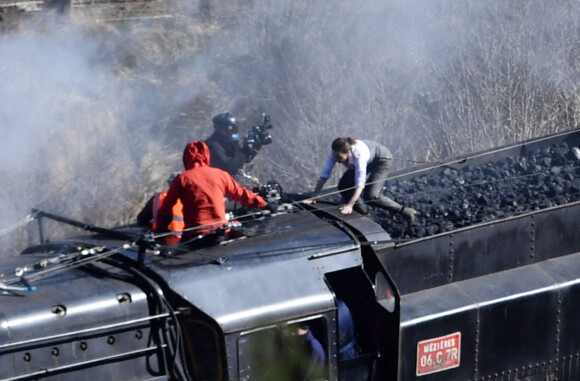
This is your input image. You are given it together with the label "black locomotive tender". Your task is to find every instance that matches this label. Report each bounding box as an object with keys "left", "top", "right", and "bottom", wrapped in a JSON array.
[{"left": 2, "top": 129, "right": 580, "bottom": 381}]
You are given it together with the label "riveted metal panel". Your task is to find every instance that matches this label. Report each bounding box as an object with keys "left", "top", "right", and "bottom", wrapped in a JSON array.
[{"left": 0, "top": 255, "right": 157, "bottom": 380}]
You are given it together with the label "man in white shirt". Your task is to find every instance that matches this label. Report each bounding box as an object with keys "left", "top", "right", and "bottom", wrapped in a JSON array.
[{"left": 306, "top": 137, "right": 416, "bottom": 223}]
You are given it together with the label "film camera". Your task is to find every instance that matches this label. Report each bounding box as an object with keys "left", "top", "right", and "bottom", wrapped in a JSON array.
[
  {"left": 255, "top": 180, "right": 283, "bottom": 203},
  {"left": 243, "top": 113, "right": 273, "bottom": 160}
]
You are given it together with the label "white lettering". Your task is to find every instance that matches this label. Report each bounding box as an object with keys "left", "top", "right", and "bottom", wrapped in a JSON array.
[
  {"left": 423, "top": 338, "right": 456, "bottom": 353},
  {"left": 417, "top": 333, "right": 461, "bottom": 376},
  {"left": 448, "top": 348, "right": 458, "bottom": 361}
]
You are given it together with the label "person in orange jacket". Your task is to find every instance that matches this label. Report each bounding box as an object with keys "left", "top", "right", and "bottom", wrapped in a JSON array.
[
  {"left": 137, "top": 172, "right": 185, "bottom": 245},
  {"left": 157, "top": 140, "right": 268, "bottom": 239}
]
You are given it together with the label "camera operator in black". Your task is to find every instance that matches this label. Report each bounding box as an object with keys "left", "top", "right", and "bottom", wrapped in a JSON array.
[{"left": 204, "top": 112, "right": 271, "bottom": 175}]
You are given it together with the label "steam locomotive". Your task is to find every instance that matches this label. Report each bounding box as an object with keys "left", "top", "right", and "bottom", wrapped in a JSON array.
[{"left": 1, "top": 129, "right": 580, "bottom": 381}]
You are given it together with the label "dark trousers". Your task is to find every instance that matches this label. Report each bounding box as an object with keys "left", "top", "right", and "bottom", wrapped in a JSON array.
[{"left": 337, "top": 158, "right": 402, "bottom": 214}]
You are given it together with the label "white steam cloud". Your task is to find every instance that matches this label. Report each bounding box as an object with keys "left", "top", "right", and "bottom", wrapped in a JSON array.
[{"left": 0, "top": 0, "right": 578, "bottom": 252}]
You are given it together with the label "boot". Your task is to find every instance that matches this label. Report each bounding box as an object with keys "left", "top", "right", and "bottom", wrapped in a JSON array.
[{"left": 401, "top": 207, "right": 416, "bottom": 224}]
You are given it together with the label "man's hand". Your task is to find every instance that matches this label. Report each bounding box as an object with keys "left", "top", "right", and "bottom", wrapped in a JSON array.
[
  {"left": 302, "top": 198, "right": 317, "bottom": 205},
  {"left": 339, "top": 204, "right": 353, "bottom": 214}
]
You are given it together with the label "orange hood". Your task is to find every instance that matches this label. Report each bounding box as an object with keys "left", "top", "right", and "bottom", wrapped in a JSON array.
[{"left": 183, "top": 140, "right": 211, "bottom": 170}]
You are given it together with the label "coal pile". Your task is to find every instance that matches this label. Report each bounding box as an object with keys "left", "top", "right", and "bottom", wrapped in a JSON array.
[{"left": 377, "top": 142, "right": 580, "bottom": 240}]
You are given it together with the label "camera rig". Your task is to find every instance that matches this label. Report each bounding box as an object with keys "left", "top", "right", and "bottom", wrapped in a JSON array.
[
  {"left": 243, "top": 113, "right": 273, "bottom": 161},
  {"left": 254, "top": 180, "right": 284, "bottom": 203}
]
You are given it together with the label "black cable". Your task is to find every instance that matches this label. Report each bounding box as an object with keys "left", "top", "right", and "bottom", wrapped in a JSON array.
[{"left": 104, "top": 255, "right": 192, "bottom": 380}]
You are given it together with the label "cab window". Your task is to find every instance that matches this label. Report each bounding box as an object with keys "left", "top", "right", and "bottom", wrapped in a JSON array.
[
  {"left": 181, "top": 318, "right": 224, "bottom": 380},
  {"left": 238, "top": 317, "right": 328, "bottom": 381}
]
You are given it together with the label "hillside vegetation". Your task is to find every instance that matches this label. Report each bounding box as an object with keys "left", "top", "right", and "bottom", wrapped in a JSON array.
[{"left": 0, "top": 0, "right": 579, "bottom": 253}]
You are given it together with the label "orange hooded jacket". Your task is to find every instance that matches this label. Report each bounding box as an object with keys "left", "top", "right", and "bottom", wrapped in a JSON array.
[{"left": 157, "top": 141, "right": 266, "bottom": 235}]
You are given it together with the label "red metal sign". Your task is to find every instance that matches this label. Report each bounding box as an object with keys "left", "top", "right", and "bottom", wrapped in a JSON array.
[{"left": 416, "top": 332, "right": 461, "bottom": 376}]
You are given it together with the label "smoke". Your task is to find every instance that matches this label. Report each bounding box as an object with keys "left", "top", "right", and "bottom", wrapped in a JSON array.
[
  {"left": 0, "top": 0, "right": 578, "bottom": 251},
  {"left": 0, "top": 15, "right": 171, "bottom": 244},
  {"left": 1, "top": 21, "right": 102, "bottom": 223}
]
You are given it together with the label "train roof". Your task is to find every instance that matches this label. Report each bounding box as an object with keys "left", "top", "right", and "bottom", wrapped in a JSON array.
[
  {"left": 3, "top": 205, "right": 391, "bottom": 335},
  {"left": 144, "top": 207, "right": 390, "bottom": 333}
]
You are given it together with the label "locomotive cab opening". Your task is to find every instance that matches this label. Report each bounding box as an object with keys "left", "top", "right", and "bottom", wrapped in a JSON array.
[{"left": 325, "top": 266, "right": 400, "bottom": 381}]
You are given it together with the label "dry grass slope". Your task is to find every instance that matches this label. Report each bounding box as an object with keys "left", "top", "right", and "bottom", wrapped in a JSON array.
[{"left": 0, "top": 0, "right": 579, "bottom": 253}]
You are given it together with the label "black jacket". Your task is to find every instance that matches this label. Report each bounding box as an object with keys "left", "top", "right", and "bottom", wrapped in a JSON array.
[{"left": 205, "top": 133, "right": 252, "bottom": 175}]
